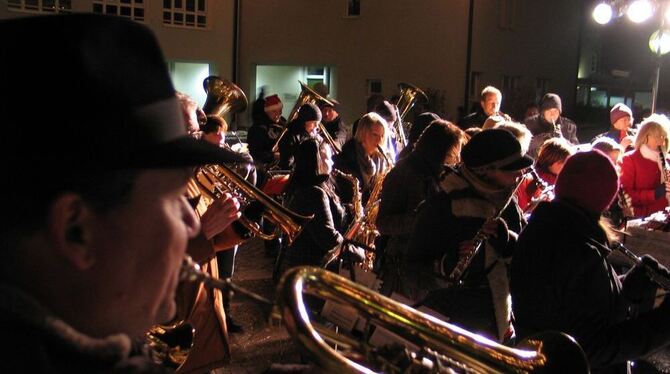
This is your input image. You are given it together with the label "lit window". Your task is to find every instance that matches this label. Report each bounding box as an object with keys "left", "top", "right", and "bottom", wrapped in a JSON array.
[
  {"left": 92, "top": 0, "right": 144, "bottom": 22},
  {"left": 7, "top": 0, "right": 71, "bottom": 13},
  {"left": 163, "top": 0, "right": 207, "bottom": 29}
]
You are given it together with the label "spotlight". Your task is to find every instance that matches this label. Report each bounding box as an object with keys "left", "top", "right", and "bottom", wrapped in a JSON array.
[
  {"left": 593, "top": 3, "right": 614, "bottom": 24},
  {"left": 649, "top": 29, "right": 670, "bottom": 56},
  {"left": 627, "top": 0, "right": 653, "bottom": 23}
]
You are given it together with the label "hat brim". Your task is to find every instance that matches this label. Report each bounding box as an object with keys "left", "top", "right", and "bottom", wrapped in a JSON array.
[
  {"left": 499, "top": 154, "right": 534, "bottom": 171},
  {"left": 130, "top": 136, "right": 250, "bottom": 169}
]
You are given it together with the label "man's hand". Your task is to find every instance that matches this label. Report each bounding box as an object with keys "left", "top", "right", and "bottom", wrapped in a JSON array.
[{"left": 200, "top": 193, "right": 241, "bottom": 240}]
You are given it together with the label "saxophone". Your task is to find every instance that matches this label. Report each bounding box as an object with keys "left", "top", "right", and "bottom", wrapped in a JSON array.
[{"left": 325, "top": 148, "right": 392, "bottom": 271}]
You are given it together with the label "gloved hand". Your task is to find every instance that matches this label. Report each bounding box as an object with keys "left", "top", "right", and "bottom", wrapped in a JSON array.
[
  {"left": 655, "top": 184, "right": 666, "bottom": 199},
  {"left": 622, "top": 255, "right": 667, "bottom": 305}
]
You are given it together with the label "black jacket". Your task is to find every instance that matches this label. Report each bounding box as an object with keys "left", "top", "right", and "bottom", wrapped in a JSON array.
[
  {"left": 511, "top": 200, "right": 670, "bottom": 372},
  {"left": 524, "top": 114, "right": 579, "bottom": 158},
  {"left": 323, "top": 115, "right": 348, "bottom": 150},
  {"left": 247, "top": 115, "right": 285, "bottom": 165}
]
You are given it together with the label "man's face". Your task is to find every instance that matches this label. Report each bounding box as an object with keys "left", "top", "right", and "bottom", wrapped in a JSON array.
[
  {"left": 542, "top": 108, "right": 561, "bottom": 124},
  {"left": 481, "top": 93, "right": 501, "bottom": 117},
  {"left": 89, "top": 169, "right": 199, "bottom": 336},
  {"left": 363, "top": 123, "right": 385, "bottom": 154},
  {"left": 266, "top": 108, "right": 282, "bottom": 123},
  {"left": 613, "top": 115, "right": 632, "bottom": 131},
  {"left": 321, "top": 106, "right": 338, "bottom": 122}
]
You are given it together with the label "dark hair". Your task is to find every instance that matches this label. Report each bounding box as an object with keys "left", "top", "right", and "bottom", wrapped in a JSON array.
[
  {"left": 366, "top": 94, "right": 385, "bottom": 112},
  {"left": 286, "top": 139, "right": 331, "bottom": 192},
  {"left": 201, "top": 115, "right": 227, "bottom": 134},
  {"left": 414, "top": 120, "right": 465, "bottom": 173},
  {"left": 535, "top": 138, "right": 573, "bottom": 174}
]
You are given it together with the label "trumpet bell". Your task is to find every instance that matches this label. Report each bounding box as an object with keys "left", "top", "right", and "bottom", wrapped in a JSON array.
[{"left": 202, "top": 76, "right": 248, "bottom": 117}]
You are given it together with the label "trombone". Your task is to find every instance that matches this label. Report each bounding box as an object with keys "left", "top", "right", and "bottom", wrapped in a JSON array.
[
  {"left": 271, "top": 81, "right": 341, "bottom": 154},
  {"left": 393, "top": 82, "right": 428, "bottom": 148}
]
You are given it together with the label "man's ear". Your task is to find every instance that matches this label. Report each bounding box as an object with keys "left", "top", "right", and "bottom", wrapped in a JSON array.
[{"left": 48, "top": 194, "right": 96, "bottom": 270}]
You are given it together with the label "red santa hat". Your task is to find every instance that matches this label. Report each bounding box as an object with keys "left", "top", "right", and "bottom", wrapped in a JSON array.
[{"left": 264, "top": 94, "right": 283, "bottom": 113}]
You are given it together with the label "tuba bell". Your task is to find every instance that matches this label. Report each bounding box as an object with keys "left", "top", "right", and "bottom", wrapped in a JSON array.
[
  {"left": 202, "top": 76, "right": 248, "bottom": 117},
  {"left": 271, "top": 81, "right": 341, "bottom": 154}
]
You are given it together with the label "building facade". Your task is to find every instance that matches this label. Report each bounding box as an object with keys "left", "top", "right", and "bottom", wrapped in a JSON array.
[{"left": 2, "top": 0, "right": 583, "bottom": 132}]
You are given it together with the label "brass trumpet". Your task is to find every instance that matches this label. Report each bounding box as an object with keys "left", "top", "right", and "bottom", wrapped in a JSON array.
[{"left": 194, "top": 163, "right": 313, "bottom": 245}]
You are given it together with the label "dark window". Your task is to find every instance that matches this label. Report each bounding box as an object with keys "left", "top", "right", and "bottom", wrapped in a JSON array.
[{"left": 347, "top": 0, "right": 360, "bottom": 16}]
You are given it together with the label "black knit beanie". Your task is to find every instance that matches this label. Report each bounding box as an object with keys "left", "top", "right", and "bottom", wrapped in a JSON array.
[
  {"left": 540, "top": 93, "right": 562, "bottom": 113},
  {"left": 296, "top": 102, "right": 322, "bottom": 123}
]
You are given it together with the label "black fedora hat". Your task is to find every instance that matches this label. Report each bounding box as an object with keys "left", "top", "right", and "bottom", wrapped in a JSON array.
[{"left": 0, "top": 14, "right": 246, "bottom": 173}]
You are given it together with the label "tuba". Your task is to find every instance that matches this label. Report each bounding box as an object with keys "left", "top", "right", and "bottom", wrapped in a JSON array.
[
  {"left": 202, "top": 76, "right": 248, "bottom": 117},
  {"left": 271, "top": 81, "right": 341, "bottom": 154},
  {"left": 393, "top": 83, "right": 429, "bottom": 147}
]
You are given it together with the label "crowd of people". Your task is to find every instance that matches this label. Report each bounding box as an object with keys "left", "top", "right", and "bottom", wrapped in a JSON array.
[{"left": 3, "top": 13, "right": 670, "bottom": 374}]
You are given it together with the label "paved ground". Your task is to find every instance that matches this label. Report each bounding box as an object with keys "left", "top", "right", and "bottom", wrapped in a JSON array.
[{"left": 223, "top": 238, "right": 302, "bottom": 373}]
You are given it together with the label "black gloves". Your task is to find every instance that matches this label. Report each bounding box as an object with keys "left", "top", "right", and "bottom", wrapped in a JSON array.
[{"left": 622, "top": 255, "right": 668, "bottom": 306}]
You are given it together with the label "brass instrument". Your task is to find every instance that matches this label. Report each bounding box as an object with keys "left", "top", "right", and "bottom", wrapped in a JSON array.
[
  {"left": 202, "top": 76, "right": 248, "bottom": 117},
  {"left": 146, "top": 321, "right": 194, "bottom": 368},
  {"left": 278, "top": 266, "right": 588, "bottom": 373},
  {"left": 393, "top": 83, "right": 429, "bottom": 148},
  {"left": 194, "top": 163, "right": 313, "bottom": 245},
  {"left": 174, "top": 256, "right": 588, "bottom": 373},
  {"left": 271, "top": 81, "right": 341, "bottom": 154},
  {"left": 444, "top": 174, "right": 527, "bottom": 285},
  {"left": 325, "top": 147, "right": 392, "bottom": 271}
]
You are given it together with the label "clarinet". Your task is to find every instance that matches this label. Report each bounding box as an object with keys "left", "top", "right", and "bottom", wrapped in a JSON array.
[
  {"left": 611, "top": 242, "right": 670, "bottom": 291},
  {"left": 659, "top": 146, "right": 669, "bottom": 184},
  {"left": 444, "top": 175, "right": 526, "bottom": 285}
]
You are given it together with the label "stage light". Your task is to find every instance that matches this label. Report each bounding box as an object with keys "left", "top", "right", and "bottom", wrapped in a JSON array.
[
  {"left": 627, "top": 0, "right": 653, "bottom": 23},
  {"left": 593, "top": 3, "right": 614, "bottom": 24},
  {"left": 649, "top": 29, "right": 670, "bottom": 56}
]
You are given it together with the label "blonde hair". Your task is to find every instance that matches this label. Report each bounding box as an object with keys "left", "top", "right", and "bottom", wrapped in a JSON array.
[
  {"left": 497, "top": 121, "right": 533, "bottom": 156},
  {"left": 635, "top": 113, "right": 670, "bottom": 152},
  {"left": 354, "top": 112, "right": 388, "bottom": 147}
]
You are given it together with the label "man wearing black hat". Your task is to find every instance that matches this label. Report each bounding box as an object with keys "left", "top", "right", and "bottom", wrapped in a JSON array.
[
  {"left": 0, "top": 14, "right": 245, "bottom": 371},
  {"left": 525, "top": 93, "right": 579, "bottom": 158},
  {"left": 407, "top": 129, "right": 533, "bottom": 342}
]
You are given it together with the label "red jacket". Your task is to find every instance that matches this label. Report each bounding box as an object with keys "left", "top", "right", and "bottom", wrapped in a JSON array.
[
  {"left": 516, "top": 170, "right": 556, "bottom": 212},
  {"left": 620, "top": 149, "right": 668, "bottom": 218}
]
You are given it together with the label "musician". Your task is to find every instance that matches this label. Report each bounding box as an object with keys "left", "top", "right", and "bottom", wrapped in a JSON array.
[
  {"left": 458, "top": 86, "right": 503, "bottom": 130},
  {"left": 620, "top": 114, "right": 670, "bottom": 218},
  {"left": 282, "top": 139, "right": 346, "bottom": 271},
  {"left": 592, "top": 103, "right": 635, "bottom": 151},
  {"left": 516, "top": 138, "right": 573, "bottom": 212},
  {"left": 378, "top": 120, "right": 465, "bottom": 298},
  {"left": 277, "top": 102, "right": 322, "bottom": 170},
  {"left": 351, "top": 93, "right": 385, "bottom": 136},
  {"left": 0, "top": 14, "right": 243, "bottom": 371},
  {"left": 248, "top": 93, "right": 285, "bottom": 171},
  {"left": 374, "top": 100, "right": 402, "bottom": 157},
  {"left": 511, "top": 150, "right": 670, "bottom": 372},
  {"left": 525, "top": 93, "right": 579, "bottom": 158},
  {"left": 319, "top": 99, "right": 348, "bottom": 150},
  {"left": 334, "top": 112, "right": 391, "bottom": 206},
  {"left": 593, "top": 138, "right": 628, "bottom": 228},
  {"left": 408, "top": 129, "right": 533, "bottom": 342},
  {"left": 396, "top": 112, "right": 440, "bottom": 160}
]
